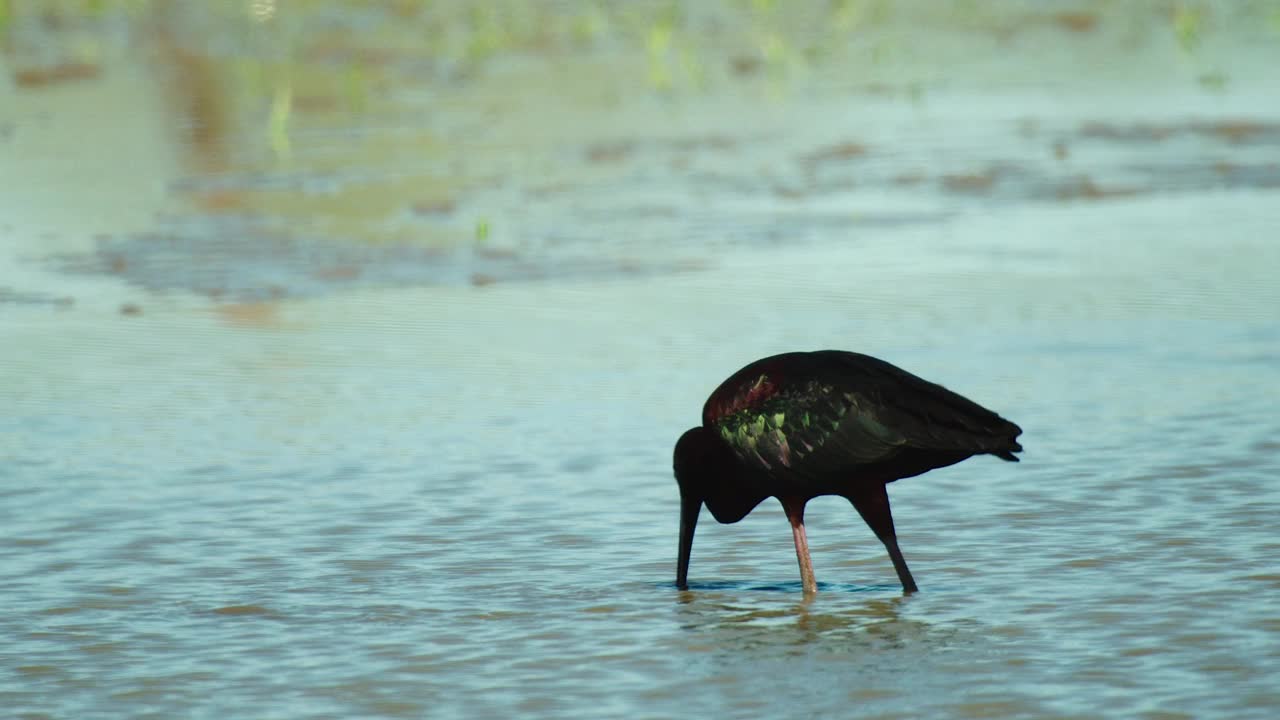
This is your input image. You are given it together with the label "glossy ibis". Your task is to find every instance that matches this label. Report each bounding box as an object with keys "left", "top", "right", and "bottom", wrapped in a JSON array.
[{"left": 673, "top": 350, "right": 1022, "bottom": 594}]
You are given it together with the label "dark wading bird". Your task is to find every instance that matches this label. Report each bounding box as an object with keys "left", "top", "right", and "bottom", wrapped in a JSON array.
[{"left": 673, "top": 350, "right": 1022, "bottom": 594}]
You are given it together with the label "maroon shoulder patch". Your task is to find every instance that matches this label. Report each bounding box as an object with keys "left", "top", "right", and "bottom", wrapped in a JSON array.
[{"left": 703, "top": 373, "right": 779, "bottom": 425}]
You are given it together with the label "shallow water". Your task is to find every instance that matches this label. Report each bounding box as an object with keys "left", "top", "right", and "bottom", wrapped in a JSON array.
[{"left": 3, "top": 4, "right": 1280, "bottom": 719}]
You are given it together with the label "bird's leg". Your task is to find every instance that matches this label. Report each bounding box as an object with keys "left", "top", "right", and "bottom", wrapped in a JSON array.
[
  {"left": 849, "top": 484, "right": 918, "bottom": 594},
  {"left": 880, "top": 535, "right": 918, "bottom": 595},
  {"left": 780, "top": 496, "right": 818, "bottom": 594}
]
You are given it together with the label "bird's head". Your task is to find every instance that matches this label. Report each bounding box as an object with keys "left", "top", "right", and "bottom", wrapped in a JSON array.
[
  {"left": 674, "top": 427, "right": 750, "bottom": 521},
  {"left": 672, "top": 426, "right": 767, "bottom": 589}
]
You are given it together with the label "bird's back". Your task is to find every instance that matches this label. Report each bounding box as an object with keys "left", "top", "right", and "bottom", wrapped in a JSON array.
[{"left": 702, "top": 351, "right": 1022, "bottom": 491}]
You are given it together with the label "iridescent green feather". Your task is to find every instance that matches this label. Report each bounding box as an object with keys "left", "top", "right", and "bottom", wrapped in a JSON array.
[{"left": 712, "top": 381, "right": 847, "bottom": 469}]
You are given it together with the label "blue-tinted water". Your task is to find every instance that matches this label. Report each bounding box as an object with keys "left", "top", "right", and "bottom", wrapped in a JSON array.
[{"left": 3, "top": 4, "right": 1280, "bottom": 718}]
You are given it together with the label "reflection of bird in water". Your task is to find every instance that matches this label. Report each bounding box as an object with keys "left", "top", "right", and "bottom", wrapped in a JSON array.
[
  {"left": 673, "top": 350, "right": 1023, "bottom": 594},
  {"left": 672, "top": 595, "right": 936, "bottom": 660}
]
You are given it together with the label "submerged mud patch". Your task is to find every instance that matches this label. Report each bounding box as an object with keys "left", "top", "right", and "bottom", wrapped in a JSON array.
[
  {"left": 786, "top": 118, "right": 1280, "bottom": 204},
  {"left": 1077, "top": 120, "right": 1280, "bottom": 146},
  {"left": 51, "top": 218, "right": 695, "bottom": 302},
  {"left": 38, "top": 113, "right": 1280, "bottom": 305},
  {"left": 0, "top": 287, "right": 75, "bottom": 308}
]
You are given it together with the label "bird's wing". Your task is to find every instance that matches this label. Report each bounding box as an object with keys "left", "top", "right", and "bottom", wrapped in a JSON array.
[
  {"left": 702, "top": 356, "right": 903, "bottom": 473},
  {"left": 703, "top": 351, "right": 1021, "bottom": 474},
  {"left": 823, "top": 351, "right": 1022, "bottom": 459}
]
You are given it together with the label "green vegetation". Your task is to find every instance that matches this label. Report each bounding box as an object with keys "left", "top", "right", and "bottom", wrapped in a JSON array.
[
  {"left": 6, "top": 0, "right": 1272, "bottom": 253},
  {"left": 1173, "top": 5, "right": 1204, "bottom": 52},
  {"left": 7, "top": 1, "right": 1275, "bottom": 97}
]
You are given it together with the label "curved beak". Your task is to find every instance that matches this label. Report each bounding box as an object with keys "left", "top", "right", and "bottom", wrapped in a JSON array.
[{"left": 676, "top": 493, "right": 701, "bottom": 590}]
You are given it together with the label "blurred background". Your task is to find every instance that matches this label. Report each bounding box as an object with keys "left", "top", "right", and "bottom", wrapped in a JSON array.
[{"left": 3, "top": 2, "right": 1279, "bottom": 718}]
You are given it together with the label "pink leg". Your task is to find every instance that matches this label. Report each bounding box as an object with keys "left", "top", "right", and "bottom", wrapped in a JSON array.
[{"left": 781, "top": 497, "right": 817, "bottom": 593}]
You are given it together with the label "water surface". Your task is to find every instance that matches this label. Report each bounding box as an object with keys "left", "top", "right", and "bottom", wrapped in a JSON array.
[{"left": 3, "top": 3, "right": 1279, "bottom": 718}]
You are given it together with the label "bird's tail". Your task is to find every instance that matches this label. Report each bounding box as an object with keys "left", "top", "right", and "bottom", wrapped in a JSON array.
[{"left": 992, "top": 439, "right": 1023, "bottom": 462}]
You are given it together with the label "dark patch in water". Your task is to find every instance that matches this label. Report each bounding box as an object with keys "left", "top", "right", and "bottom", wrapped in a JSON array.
[
  {"left": 0, "top": 286, "right": 75, "bottom": 307},
  {"left": 799, "top": 141, "right": 870, "bottom": 169},
  {"left": 789, "top": 117, "right": 1280, "bottom": 204},
  {"left": 1079, "top": 120, "right": 1280, "bottom": 145},
  {"left": 210, "top": 604, "right": 278, "bottom": 617},
  {"left": 1126, "top": 161, "right": 1280, "bottom": 192},
  {"left": 50, "top": 217, "right": 691, "bottom": 301},
  {"left": 559, "top": 455, "right": 601, "bottom": 474},
  {"left": 671, "top": 580, "right": 893, "bottom": 593},
  {"left": 930, "top": 159, "right": 1280, "bottom": 202}
]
